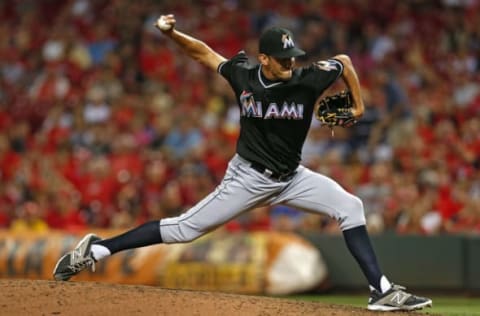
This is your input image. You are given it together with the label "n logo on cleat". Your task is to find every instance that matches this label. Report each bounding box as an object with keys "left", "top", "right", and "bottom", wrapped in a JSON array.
[{"left": 390, "top": 292, "right": 408, "bottom": 305}]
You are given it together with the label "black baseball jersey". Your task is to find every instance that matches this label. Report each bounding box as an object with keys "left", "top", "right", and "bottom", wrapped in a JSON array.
[{"left": 218, "top": 51, "right": 343, "bottom": 174}]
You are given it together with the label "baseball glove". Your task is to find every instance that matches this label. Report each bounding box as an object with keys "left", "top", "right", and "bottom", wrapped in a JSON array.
[{"left": 316, "top": 90, "right": 357, "bottom": 128}]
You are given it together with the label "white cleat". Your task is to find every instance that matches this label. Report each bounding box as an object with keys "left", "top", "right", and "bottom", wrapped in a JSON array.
[
  {"left": 53, "top": 233, "right": 101, "bottom": 281},
  {"left": 367, "top": 284, "right": 432, "bottom": 311}
]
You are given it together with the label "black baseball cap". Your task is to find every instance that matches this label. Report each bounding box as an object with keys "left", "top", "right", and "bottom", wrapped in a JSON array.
[{"left": 259, "top": 27, "right": 306, "bottom": 58}]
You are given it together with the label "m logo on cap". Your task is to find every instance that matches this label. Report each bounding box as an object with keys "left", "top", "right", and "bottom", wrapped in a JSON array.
[
  {"left": 259, "top": 27, "right": 305, "bottom": 58},
  {"left": 281, "top": 34, "right": 295, "bottom": 49}
]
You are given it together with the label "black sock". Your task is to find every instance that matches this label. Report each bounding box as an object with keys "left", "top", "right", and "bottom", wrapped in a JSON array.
[
  {"left": 95, "top": 220, "right": 163, "bottom": 255},
  {"left": 342, "top": 225, "right": 383, "bottom": 291}
]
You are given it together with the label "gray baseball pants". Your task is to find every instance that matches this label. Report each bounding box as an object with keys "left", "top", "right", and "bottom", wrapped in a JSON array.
[{"left": 159, "top": 154, "right": 366, "bottom": 243}]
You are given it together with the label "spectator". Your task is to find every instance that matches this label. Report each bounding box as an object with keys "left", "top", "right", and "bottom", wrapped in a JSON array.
[
  {"left": 271, "top": 205, "right": 304, "bottom": 232},
  {"left": 164, "top": 115, "right": 205, "bottom": 160},
  {"left": 355, "top": 162, "right": 392, "bottom": 230},
  {"left": 87, "top": 23, "right": 117, "bottom": 66},
  {"left": 10, "top": 201, "right": 49, "bottom": 233},
  {"left": 83, "top": 86, "right": 111, "bottom": 124},
  {"left": 45, "top": 191, "right": 87, "bottom": 232}
]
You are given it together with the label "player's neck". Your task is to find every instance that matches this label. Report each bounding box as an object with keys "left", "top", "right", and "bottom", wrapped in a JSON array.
[{"left": 260, "top": 66, "right": 282, "bottom": 85}]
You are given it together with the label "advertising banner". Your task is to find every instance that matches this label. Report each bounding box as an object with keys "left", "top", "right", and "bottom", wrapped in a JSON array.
[{"left": 0, "top": 229, "right": 327, "bottom": 294}]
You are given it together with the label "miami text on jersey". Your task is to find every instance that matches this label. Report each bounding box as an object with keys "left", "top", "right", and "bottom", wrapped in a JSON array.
[{"left": 240, "top": 90, "right": 304, "bottom": 120}]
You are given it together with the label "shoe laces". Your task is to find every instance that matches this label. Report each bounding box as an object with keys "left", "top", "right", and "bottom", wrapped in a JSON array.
[
  {"left": 69, "top": 255, "right": 96, "bottom": 273},
  {"left": 391, "top": 283, "right": 407, "bottom": 291},
  {"left": 370, "top": 283, "right": 407, "bottom": 301}
]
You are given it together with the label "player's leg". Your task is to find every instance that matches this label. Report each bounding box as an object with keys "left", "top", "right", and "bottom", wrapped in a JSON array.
[
  {"left": 271, "top": 166, "right": 432, "bottom": 311},
  {"left": 53, "top": 154, "right": 280, "bottom": 281},
  {"left": 271, "top": 166, "right": 383, "bottom": 286}
]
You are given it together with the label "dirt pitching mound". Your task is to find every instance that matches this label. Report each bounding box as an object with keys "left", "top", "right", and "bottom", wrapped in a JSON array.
[{"left": 0, "top": 279, "right": 431, "bottom": 316}]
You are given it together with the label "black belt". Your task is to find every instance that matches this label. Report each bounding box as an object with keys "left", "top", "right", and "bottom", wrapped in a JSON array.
[{"left": 250, "top": 161, "right": 297, "bottom": 182}]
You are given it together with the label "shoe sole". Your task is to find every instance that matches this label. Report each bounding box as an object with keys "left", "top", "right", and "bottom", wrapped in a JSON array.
[
  {"left": 368, "top": 299, "right": 432, "bottom": 311},
  {"left": 53, "top": 253, "right": 71, "bottom": 281},
  {"left": 52, "top": 233, "right": 99, "bottom": 281}
]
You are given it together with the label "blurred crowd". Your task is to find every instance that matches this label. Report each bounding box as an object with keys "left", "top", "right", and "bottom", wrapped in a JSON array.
[{"left": 0, "top": 0, "right": 479, "bottom": 235}]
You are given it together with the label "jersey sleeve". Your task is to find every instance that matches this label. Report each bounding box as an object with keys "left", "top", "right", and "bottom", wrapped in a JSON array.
[
  {"left": 302, "top": 58, "right": 344, "bottom": 97},
  {"left": 217, "top": 51, "right": 250, "bottom": 84}
]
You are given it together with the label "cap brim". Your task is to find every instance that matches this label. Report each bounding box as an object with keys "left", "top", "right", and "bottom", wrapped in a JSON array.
[{"left": 270, "top": 47, "right": 306, "bottom": 58}]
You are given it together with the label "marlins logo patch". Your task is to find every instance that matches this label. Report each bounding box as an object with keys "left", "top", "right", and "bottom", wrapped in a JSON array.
[
  {"left": 240, "top": 90, "right": 261, "bottom": 118},
  {"left": 281, "top": 34, "right": 295, "bottom": 49}
]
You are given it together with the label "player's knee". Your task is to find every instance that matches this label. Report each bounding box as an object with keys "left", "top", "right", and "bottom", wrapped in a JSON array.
[
  {"left": 181, "top": 230, "right": 204, "bottom": 243},
  {"left": 339, "top": 195, "right": 366, "bottom": 230},
  {"left": 169, "top": 227, "right": 205, "bottom": 243},
  {"left": 160, "top": 218, "right": 206, "bottom": 243}
]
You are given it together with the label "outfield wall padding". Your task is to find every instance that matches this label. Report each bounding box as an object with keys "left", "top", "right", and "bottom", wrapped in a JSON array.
[
  {"left": 301, "top": 232, "right": 478, "bottom": 291},
  {"left": 0, "top": 230, "right": 326, "bottom": 295},
  {"left": 1, "top": 230, "right": 479, "bottom": 292},
  {"left": 466, "top": 236, "right": 480, "bottom": 290}
]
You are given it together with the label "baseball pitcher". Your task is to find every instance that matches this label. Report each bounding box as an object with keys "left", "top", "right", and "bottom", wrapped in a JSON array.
[{"left": 53, "top": 14, "right": 432, "bottom": 312}]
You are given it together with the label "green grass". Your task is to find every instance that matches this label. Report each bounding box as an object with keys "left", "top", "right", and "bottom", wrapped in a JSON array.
[{"left": 290, "top": 294, "right": 480, "bottom": 316}]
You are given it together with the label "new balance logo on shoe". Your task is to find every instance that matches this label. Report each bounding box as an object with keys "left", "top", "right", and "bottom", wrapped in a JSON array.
[
  {"left": 368, "top": 283, "right": 432, "bottom": 311},
  {"left": 390, "top": 292, "right": 408, "bottom": 305}
]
